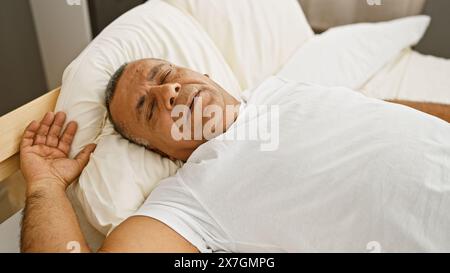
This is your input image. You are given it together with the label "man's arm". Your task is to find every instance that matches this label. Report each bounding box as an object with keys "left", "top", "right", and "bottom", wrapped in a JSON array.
[
  {"left": 99, "top": 216, "right": 199, "bottom": 253},
  {"left": 20, "top": 112, "right": 95, "bottom": 252},
  {"left": 20, "top": 112, "right": 197, "bottom": 253},
  {"left": 22, "top": 181, "right": 92, "bottom": 253},
  {"left": 386, "top": 100, "right": 450, "bottom": 123}
]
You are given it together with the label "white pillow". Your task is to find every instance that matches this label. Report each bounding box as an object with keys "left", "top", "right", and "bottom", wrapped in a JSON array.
[
  {"left": 56, "top": 0, "right": 241, "bottom": 235},
  {"left": 278, "top": 16, "right": 431, "bottom": 90},
  {"left": 166, "top": 0, "right": 314, "bottom": 90}
]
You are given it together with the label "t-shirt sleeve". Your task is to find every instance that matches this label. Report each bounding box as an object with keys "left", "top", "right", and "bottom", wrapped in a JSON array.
[{"left": 133, "top": 174, "right": 212, "bottom": 253}]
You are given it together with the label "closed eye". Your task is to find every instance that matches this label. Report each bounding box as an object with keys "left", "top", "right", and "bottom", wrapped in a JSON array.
[
  {"left": 161, "top": 69, "right": 172, "bottom": 84},
  {"left": 148, "top": 97, "right": 156, "bottom": 121},
  {"left": 136, "top": 96, "right": 145, "bottom": 110}
]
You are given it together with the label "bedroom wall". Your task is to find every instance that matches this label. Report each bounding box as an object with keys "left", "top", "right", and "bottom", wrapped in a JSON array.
[
  {"left": 0, "top": 0, "right": 47, "bottom": 116},
  {"left": 30, "top": 0, "right": 92, "bottom": 90},
  {"left": 415, "top": 0, "right": 450, "bottom": 58},
  {"left": 0, "top": 0, "right": 92, "bottom": 117},
  {"left": 89, "top": 0, "right": 146, "bottom": 37}
]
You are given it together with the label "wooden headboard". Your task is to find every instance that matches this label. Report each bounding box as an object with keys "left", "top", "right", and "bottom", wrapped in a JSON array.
[{"left": 0, "top": 88, "right": 60, "bottom": 182}]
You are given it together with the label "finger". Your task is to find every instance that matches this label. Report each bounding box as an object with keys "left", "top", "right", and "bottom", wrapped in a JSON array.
[
  {"left": 46, "top": 112, "right": 66, "bottom": 147},
  {"left": 57, "top": 121, "right": 78, "bottom": 155},
  {"left": 75, "top": 144, "right": 97, "bottom": 170},
  {"left": 34, "top": 112, "right": 55, "bottom": 145},
  {"left": 21, "top": 121, "right": 40, "bottom": 149}
]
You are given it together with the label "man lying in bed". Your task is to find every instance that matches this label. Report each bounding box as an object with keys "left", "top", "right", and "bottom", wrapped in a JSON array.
[{"left": 20, "top": 58, "right": 450, "bottom": 253}]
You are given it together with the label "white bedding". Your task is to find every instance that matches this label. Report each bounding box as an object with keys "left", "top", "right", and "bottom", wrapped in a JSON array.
[
  {"left": 135, "top": 76, "right": 450, "bottom": 252},
  {"left": 277, "top": 16, "right": 430, "bottom": 90},
  {"left": 360, "top": 48, "right": 450, "bottom": 104}
]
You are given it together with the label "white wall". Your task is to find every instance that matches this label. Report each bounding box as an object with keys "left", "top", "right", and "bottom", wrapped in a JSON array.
[{"left": 29, "top": 0, "right": 92, "bottom": 89}]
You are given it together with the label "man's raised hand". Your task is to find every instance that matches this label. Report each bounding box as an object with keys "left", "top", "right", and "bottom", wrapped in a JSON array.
[{"left": 20, "top": 112, "right": 96, "bottom": 192}]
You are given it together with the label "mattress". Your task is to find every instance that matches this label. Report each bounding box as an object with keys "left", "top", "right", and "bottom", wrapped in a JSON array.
[{"left": 360, "top": 48, "right": 450, "bottom": 104}]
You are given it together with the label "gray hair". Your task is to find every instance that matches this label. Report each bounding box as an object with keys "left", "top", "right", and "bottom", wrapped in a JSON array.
[
  {"left": 105, "top": 63, "right": 128, "bottom": 112},
  {"left": 105, "top": 63, "right": 148, "bottom": 148}
]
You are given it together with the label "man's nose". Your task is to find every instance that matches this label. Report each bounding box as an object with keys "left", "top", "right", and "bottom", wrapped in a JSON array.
[{"left": 153, "top": 83, "right": 180, "bottom": 110}]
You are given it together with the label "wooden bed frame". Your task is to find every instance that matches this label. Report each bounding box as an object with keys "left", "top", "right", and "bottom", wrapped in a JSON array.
[{"left": 0, "top": 88, "right": 60, "bottom": 183}]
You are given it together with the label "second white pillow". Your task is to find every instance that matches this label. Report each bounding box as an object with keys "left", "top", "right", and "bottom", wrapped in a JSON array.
[{"left": 278, "top": 16, "right": 431, "bottom": 90}]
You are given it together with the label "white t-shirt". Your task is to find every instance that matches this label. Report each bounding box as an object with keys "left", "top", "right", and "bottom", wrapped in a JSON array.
[{"left": 134, "top": 76, "right": 450, "bottom": 252}]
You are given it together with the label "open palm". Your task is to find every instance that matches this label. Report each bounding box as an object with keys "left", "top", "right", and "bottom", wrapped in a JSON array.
[{"left": 20, "top": 112, "right": 96, "bottom": 189}]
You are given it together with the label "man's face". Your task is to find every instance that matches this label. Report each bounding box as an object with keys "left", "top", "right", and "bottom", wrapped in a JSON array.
[{"left": 109, "top": 58, "right": 239, "bottom": 161}]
